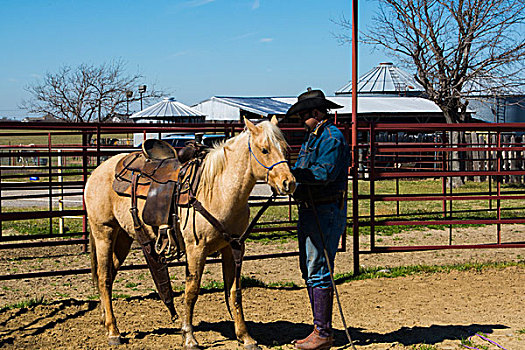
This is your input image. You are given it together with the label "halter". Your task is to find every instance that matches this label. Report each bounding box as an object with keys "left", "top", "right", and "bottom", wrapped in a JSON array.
[{"left": 248, "top": 135, "right": 288, "bottom": 182}]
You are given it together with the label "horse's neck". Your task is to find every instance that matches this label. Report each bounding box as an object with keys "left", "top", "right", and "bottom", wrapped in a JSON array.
[{"left": 209, "top": 134, "right": 255, "bottom": 212}]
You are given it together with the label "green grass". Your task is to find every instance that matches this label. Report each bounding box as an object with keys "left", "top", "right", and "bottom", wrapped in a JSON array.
[
  {"left": 246, "top": 178, "right": 525, "bottom": 242},
  {"left": 461, "top": 333, "right": 490, "bottom": 350},
  {"left": 267, "top": 281, "right": 300, "bottom": 288},
  {"left": 2, "top": 178, "right": 524, "bottom": 245},
  {"left": 0, "top": 296, "right": 47, "bottom": 312},
  {"left": 125, "top": 282, "right": 138, "bottom": 288},
  {"left": 112, "top": 293, "right": 131, "bottom": 299},
  {"left": 182, "top": 261, "right": 525, "bottom": 293},
  {"left": 1, "top": 206, "right": 84, "bottom": 236},
  {"left": 201, "top": 280, "right": 224, "bottom": 290},
  {"left": 184, "top": 276, "right": 299, "bottom": 292},
  {"left": 411, "top": 345, "right": 437, "bottom": 350},
  {"left": 0, "top": 130, "right": 131, "bottom": 146},
  {"left": 334, "top": 260, "right": 524, "bottom": 284}
]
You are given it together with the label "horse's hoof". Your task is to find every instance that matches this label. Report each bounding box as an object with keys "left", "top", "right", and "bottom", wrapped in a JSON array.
[
  {"left": 244, "top": 344, "right": 262, "bottom": 350},
  {"left": 108, "top": 335, "right": 122, "bottom": 346}
]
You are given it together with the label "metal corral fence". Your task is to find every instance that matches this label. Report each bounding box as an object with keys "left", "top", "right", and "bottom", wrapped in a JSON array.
[
  {"left": 1, "top": 121, "right": 524, "bottom": 280},
  {"left": 0, "top": 121, "right": 307, "bottom": 280},
  {"left": 351, "top": 122, "right": 525, "bottom": 271}
]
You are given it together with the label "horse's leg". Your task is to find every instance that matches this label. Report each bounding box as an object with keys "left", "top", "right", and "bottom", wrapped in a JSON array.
[
  {"left": 97, "top": 228, "right": 133, "bottom": 324},
  {"left": 92, "top": 223, "right": 126, "bottom": 345},
  {"left": 182, "top": 244, "right": 207, "bottom": 350},
  {"left": 95, "top": 228, "right": 132, "bottom": 319},
  {"left": 220, "top": 246, "right": 260, "bottom": 350}
]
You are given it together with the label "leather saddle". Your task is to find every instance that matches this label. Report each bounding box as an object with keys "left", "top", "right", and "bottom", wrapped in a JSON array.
[{"left": 112, "top": 139, "right": 208, "bottom": 256}]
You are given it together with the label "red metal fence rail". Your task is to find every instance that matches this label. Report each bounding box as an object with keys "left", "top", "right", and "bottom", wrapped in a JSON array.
[
  {"left": 0, "top": 121, "right": 306, "bottom": 280},
  {"left": 352, "top": 122, "right": 525, "bottom": 270},
  {"left": 1, "top": 121, "right": 524, "bottom": 280}
]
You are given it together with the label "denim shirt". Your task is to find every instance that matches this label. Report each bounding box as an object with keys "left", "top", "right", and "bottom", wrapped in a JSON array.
[{"left": 292, "top": 120, "right": 350, "bottom": 202}]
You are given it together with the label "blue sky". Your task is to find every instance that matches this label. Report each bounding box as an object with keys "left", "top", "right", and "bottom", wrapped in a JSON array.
[{"left": 0, "top": 0, "right": 389, "bottom": 118}]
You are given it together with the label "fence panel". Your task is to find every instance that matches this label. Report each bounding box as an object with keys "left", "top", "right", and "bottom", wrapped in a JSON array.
[
  {"left": 0, "top": 121, "right": 306, "bottom": 280},
  {"left": 1, "top": 121, "right": 524, "bottom": 279},
  {"left": 353, "top": 122, "right": 525, "bottom": 267}
]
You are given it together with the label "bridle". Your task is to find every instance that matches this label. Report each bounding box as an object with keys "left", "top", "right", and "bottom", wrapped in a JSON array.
[{"left": 248, "top": 134, "right": 288, "bottom": 182}]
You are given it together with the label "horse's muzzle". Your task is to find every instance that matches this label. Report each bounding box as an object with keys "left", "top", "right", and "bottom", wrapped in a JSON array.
[{"left": 279, "top": 178, "right": 296, "bottom": 195}]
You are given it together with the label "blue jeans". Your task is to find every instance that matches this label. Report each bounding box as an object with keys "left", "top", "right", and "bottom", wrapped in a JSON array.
[{"left": 297, "top": 201, "right": 347, "bottom": 288}]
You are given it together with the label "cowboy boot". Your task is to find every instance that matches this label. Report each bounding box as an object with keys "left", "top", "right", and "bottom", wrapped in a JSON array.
[
  {"left": 292, "top": 286, "right": 315, "bottom": 345},
  {"left": 295, "top": 287, "right": 334, "bottom": 350}
]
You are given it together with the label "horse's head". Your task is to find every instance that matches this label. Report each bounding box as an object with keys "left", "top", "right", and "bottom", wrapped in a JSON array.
[{"left": 244, "top": 117, "right": 296, "bottom": 195}]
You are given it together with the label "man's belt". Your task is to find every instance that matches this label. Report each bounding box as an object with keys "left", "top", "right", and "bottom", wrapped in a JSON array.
[{"left": 299, "top": 192, "right": 345, "bottom": 208}]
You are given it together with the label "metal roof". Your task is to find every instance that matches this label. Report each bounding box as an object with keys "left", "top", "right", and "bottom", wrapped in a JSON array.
[
  {"left": 196, "top": 95, "right": 444, "bottom": 116},
  {"left": 213, "top": 96, "right": 293, "bottom": 116},
  {"left": 335, "top": 62, "right": 425, "bottom": 95},
  {"left": 274, "top": 96, "right": 443, "bottom": 114},
  {"left": 130, "top": 97, "right": 204, "bottom": 119}
]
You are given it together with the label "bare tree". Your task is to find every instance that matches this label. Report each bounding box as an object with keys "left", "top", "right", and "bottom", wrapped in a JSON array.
[
  {"left": 336, "top": 0, "right": 525, "bottom": 123},
  {"left": 21, "top": 60, "right": 164, "bottom": 122}
]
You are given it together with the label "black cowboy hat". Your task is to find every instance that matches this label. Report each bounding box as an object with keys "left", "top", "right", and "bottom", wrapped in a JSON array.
[{"left": 286, "top": 88, "right": 343, "bottom": 117}]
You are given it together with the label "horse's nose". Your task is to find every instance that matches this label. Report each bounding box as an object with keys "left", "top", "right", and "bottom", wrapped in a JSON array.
[{"left": 283, "top": 179, "right": 296, "bottom": 194}]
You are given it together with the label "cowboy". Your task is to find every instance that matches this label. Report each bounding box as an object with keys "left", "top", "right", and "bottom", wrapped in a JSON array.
[{"left": 287, "top": 88, "right": 350, "bottom": 350}]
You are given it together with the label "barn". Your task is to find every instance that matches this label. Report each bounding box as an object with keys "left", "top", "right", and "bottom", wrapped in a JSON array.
[
  {"left": 192, "top": 94, "right": 452, "bottom": 124},
  {"left": 192, "top": 62, "right": 465, "bottom": 123}
]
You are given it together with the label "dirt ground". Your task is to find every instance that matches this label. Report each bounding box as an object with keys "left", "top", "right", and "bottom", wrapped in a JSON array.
[{"left": 1, "top": 224, "right": 524, "bottom": 349}]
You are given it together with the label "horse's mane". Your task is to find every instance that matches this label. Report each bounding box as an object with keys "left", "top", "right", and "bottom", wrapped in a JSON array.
[{"left": 198, "top": 120, "right": 289, "bottom": 201}]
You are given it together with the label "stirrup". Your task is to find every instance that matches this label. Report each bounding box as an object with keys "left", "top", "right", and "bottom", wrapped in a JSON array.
[{"left": 155, "top": 225, "right": 171, "bottom": 256}]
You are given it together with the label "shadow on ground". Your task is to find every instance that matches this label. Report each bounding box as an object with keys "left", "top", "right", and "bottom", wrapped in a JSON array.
[{"left": 197, "top": 320, "right": 509, "bottom": 347}]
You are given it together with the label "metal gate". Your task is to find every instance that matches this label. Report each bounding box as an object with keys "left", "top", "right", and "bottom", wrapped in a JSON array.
[
  {"left": 0, "top": 121, "right": 301, "bottom": 280},
  {"left": 1, "top": 121, "right": 524, "bottom": 280},
  {"left": 351, "top": 122, "right": 525, "bottom": 271}
]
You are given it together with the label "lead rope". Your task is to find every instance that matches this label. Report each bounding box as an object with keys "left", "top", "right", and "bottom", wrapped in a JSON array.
[
  {"left": 307, "top": 187, "right": 357, "bottom": 350},
  {"left": 461, "top": 333, "right": 508, "bottom": 350}
]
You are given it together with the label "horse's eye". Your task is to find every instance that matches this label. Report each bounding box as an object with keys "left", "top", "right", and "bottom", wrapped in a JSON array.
[{"left": 262, "top": 148, "right": 269, "bottom": 154}]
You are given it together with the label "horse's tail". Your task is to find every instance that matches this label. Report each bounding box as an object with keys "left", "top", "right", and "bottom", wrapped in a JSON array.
[{"left": 89, "top": 231, "right": 99, "bottom": 291}]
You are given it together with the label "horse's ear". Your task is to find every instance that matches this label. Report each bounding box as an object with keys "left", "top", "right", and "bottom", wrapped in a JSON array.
[
  {"left": 244, "top": 117, "right": 258, "bottom": 134},
  {"left": 271, "top": 115, "right": 279, "bottom": 125}
]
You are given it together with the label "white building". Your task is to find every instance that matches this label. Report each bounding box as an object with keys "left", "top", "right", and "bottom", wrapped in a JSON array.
[{"left": 131, "top": 97, "right": 205, "bottom": 146}]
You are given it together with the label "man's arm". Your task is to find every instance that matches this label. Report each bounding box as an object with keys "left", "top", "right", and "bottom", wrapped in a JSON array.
[{"left": 292, "top": 136, "right": 344, "bottom": 185}]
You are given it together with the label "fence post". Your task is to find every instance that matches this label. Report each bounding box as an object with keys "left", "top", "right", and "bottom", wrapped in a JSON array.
[
  {"left": 516, "top": 136, "right": 525, "bottom": 183},
  {"left": 489, "top": 132, "right": 493, "bottom": 210},
  {"left": 96, "top": 124, "right": 101, "bottom": 166},
  {"left": 471, "top": 131, "right": 481, "bottom": 182},
  {"left": 58, "top": 149, "right": 64, "bottom": 235},
  {"left": 48, "top": 132, "right": 53, "bottom": 235},
  {"left": 465, "top": 132, "right": 473, "bottom": 181},
  {"left": 510, "top": 134, "right": 518, "bottom": 184},
  {"left": 497, "top": 131, "right": 502, "bottom": 243},
  {"left": 369, "top": 123, "right": 376, "bottom": 251},
  {"left": 82, "top": 130, "right": 89, "bottom": 253},
  {"left": 442, "top": 131, "right": 447, "bottom": 218},
  {"left": 396, "top": 133, "right": 400, "bottom": 216}
]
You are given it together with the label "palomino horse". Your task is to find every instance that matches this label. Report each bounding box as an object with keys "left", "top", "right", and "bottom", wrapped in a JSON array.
[{"left": 84, "top": 117, "right": 295, "bottom": 349}]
